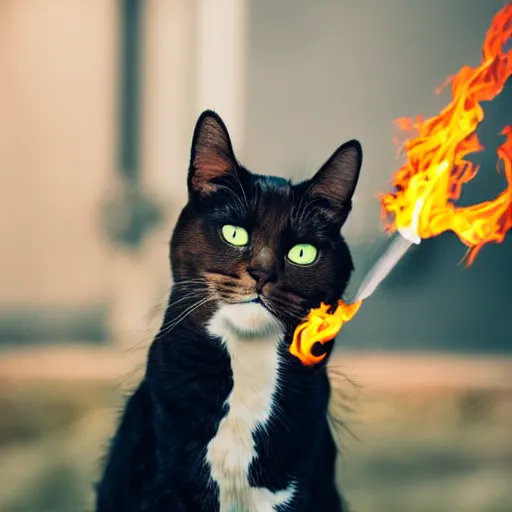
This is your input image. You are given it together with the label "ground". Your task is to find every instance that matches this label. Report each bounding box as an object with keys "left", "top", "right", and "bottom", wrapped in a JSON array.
[{"left": 0, "top": 348, "right": 511, "bottom": 512}]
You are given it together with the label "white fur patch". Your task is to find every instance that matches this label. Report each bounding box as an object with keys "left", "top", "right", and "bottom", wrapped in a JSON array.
[{"left": 206, "top": 302, "right": 295, "bottom": 512}]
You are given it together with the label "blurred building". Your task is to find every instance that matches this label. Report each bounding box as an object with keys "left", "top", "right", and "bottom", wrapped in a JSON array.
[
  {"left": 0, "top": 0, "right": 510, "bottom": 351},
  {"left": 0, "top": 0, "right": 247, "bottom": 346}
]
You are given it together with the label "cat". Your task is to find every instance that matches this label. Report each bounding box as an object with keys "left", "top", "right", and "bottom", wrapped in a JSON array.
[{"left": 96, "top": 110, "right": 362, "bottom": 512}]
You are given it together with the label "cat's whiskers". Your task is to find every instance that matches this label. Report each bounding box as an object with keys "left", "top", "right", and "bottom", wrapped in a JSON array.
[
  {"left": 172, "top": 278, "right": 209, "bottom": 290},
  {"left": 203, "top": 270, "right": 241, "bottom": 281},
  {"left": 266, "top": 295, "right": 305, "bottom": 320},
  {"left": 259, "top": 296, "right": 292, "bottom": 328},
  {"left": 169, "top": 291, "right": 208, "bottom": 308},
  {"left": 202, "top": 271, "right": 260, "bottom": 305},
  {"left": 169, "top": 278, "right": 213, "bottom": 308},
  {"left": 216, "top": 290, "right": 257, "bottom": 303},
  {"left": 159, "top": 298, "right": 213, "bottom": 337},
  {"left": 159, "top": 295, "right": 217, "bottom": 337}
]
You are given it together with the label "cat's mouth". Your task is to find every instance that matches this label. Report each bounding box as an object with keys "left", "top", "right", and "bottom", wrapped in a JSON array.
[
  {"left": 233, "top": 295, "right": 283, "bottom": 325},
  {"left": 233, "top": 294, "right": 261, "bottom": 305}
]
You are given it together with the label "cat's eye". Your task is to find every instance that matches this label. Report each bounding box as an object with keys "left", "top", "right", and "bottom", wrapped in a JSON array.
[
  {"left": 221, "top": 224, "right": 249, "bottom": 247},
  {"left": 287, "top": 243, "right": 318, "bottom": 266}
]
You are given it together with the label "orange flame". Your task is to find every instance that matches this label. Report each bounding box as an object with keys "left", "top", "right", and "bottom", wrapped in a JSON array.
[
  {"left": 289, "top": 5, "right": 512, "bottom": 366},
  {"left": 381, "top": 4, "right": 512, "bottom": 264},
  {"left": 289, "top": 300, "right": 362, "bottom": 366}
]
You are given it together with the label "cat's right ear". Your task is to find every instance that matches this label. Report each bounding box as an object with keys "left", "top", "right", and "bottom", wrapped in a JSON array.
[
  {"left": 306, "top": 139, "right": 362, "bottom": 225},
  {"left": 188, "top": 110, "right": 239, "bottom": 197}
]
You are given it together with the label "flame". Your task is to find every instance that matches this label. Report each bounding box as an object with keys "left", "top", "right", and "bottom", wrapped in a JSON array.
[
  {"left": 289, "top": 5, "right": 512, "bottom": 366},
  {"left": 289, "top": 300, "right": 362, "bottom": 366},
  {"left": 381, "top": 4, "right": 512, "bottom": 264}
]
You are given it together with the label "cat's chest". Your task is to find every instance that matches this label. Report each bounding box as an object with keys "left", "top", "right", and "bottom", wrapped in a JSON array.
[{"left": 205, "top": 320, "right": 295, "bottom": 512}]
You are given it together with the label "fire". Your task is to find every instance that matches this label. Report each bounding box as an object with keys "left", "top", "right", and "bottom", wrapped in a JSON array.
[
  {"left": 381, "top": 4, "right": 512, "bottom": 264},
  {"left": 289, "top": 301, "right": 362, "bottom": 366},
  {"left": 290, "top": 4, "right": 512, "bottom": 366}
]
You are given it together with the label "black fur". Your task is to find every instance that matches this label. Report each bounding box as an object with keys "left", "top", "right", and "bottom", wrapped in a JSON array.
[{"left": 96, "top": 110, "right": 362, "bottom": 511}]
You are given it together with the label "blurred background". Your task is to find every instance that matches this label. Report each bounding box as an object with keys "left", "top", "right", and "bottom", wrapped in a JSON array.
[{"left": 0, "top": 0, "right": 511, "bottom": 511}]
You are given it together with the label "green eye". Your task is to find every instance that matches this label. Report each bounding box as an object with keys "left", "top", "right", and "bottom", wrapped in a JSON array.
[
  {"left": 287, "top": 243, "right": 318, "bottom": 265},
  {"left": 221, "top": 224, "right": 249, "bottom": 247}
]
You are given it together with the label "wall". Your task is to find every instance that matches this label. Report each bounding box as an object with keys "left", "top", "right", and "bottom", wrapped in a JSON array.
[
  {"left": 246, "top": 0, "right": 512, "bottom": 352},
  {"left": 0, "top": 0, "right": 117, "bottom": 308}
]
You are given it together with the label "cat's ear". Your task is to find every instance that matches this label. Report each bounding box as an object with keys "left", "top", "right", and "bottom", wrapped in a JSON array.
[
  {"left": 307, "top": 139, "right": 362, "bottom": 225},
  {"left": 188, "top": 110, "right": 239, "bottom": 197}
]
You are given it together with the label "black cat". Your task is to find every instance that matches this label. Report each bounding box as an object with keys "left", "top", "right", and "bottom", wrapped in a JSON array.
[{"left": 96, "top": 110, "right": 362, "bottom": 512}]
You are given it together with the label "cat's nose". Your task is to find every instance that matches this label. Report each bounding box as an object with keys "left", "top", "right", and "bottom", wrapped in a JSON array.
[
  {"left": 248, "top": 247, "right": 276, "bottom": 291},
  {"left": 247, "top": 267, "right": 274, "bottom": 292}
]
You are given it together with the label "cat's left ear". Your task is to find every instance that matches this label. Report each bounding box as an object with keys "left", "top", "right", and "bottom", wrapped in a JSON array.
[
  {"left": 308, "top": 139, "right": 362, "bottom": 225},
  {"left": 188, "top": 110, "right": 239, "bottom": 197}
]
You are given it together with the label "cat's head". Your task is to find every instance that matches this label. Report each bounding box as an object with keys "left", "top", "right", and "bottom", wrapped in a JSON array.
[{"left": 170, "top": 110, "right": 362, "bottom": 342}]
